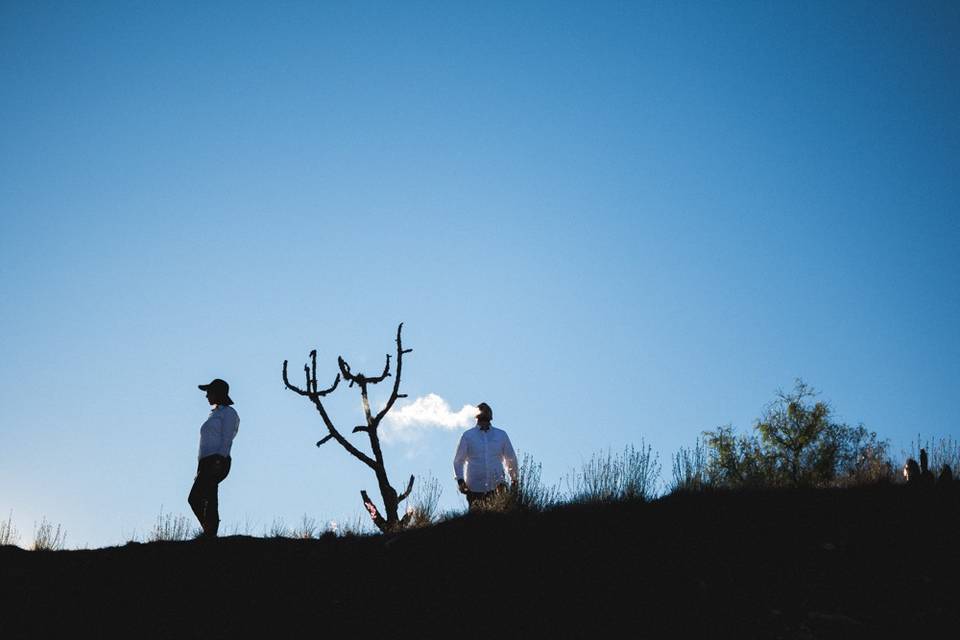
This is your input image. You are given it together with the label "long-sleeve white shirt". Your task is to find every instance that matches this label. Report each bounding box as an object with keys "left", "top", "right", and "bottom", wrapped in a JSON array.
[
  {"left": 198, "top": 405, "right": 240, "bottom": 459},
  {"left": 453, "top": 425, "right": 518, "bottom": 492}
]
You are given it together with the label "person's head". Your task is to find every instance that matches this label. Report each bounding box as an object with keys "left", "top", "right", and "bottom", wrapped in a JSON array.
[
  {"left": 903, "top": 458, "right": 920, "bottom": 483},
  {"left": 475, "top": 402, "right": 492, "bottom": 426},
  {"left": 198, "top": 378, "right": 233, "bottom": 406}
]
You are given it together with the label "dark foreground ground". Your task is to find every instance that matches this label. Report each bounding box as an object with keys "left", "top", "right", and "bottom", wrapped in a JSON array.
[{"left": 2, "top": 485, "right": 958, "bottom": 638}]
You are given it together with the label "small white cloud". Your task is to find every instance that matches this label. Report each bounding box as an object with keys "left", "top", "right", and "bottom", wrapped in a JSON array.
[{"left": 382, "top": 394, "right": 476, "bottom": 443}]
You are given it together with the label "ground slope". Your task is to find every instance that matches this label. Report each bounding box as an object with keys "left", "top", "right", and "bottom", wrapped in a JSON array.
[{"left": 2, "top": 485, "right": 957, "bottom": 638}]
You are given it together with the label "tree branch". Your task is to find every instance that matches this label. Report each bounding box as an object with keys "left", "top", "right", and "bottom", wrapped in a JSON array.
[
  {"left": 361, "top": 490, "right": 387, "bottom": 532},
  {"left": 317, "top": 434, "right": 335, "bottom": 446},
  {"left": 373, "top": 323, "right": 409, "bottom": 426},
  {"left": 365, "top": 354, "right": 392, "bottom": 384},
  {"left": 282, "top": 360, "right": 339, "bottom": 398},
  {"left": 282, "top": 360, "right": 306, "bottom": 395},
  {"left": 397, "top": 474, "right": 415, "bottom": 503}
]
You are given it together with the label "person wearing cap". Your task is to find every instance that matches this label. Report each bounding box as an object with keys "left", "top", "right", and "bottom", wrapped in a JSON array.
[
  {"left": 453, "top": 402, "right": 518, "bottom": 509},
  {"left": 188, "top": 378, "right": 240, "bottom": 539}
]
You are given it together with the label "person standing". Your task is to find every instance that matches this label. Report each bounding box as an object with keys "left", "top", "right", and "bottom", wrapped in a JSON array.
[
  {"left": 189, "top": 378, "right": 240, "bottom": 539},
  {"left": 453, "top": 402, "right": 518, "bottom": 509}
]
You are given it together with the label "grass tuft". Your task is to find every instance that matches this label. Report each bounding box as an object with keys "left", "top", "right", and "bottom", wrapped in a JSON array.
[
  {"left": 1, "top": 511, "right": 21, "bottom": 547},
  {"left": 149, "top": 507, "right": 198, "bottom": 542},
  {"left": 32, "top": 517, "right": 67, "bottom": 551}
]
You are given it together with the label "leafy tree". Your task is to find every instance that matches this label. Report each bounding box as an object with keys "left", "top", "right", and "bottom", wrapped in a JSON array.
[{"left": 702, "top": 380, "right": 890, "bottom": 488}]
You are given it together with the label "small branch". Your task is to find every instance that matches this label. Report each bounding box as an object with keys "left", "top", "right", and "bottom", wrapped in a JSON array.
[
  {"left": 397, "top": 474, "right": 416, "bottom": 503},
  {"left": 361, "top": 490, "right": 387, "bottom": 532},
  {"left": 316, "top": 434, "right": 335, "bottom": 447},
  {"left": 313, "top": 374, "right": 340, "bottom": 397},
  {"left": 352, "top": 426, "right": 369, "bottom": 434},
  {"left": 282, "top": 360, "right": 307, "bottom": 395},
  {"left": 373, "top": 323, "right": 409, "bottom": 426},
  {"left": 338, "top": 356, "right": 360, "bottom": 387},
  {"left": 365, "top": 354, "right": 392, "bottom": 384}
]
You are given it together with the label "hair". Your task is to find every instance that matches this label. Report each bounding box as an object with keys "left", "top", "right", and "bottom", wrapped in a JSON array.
[{"left": 477, "top": 402, "right": 493, "bottom": 421}]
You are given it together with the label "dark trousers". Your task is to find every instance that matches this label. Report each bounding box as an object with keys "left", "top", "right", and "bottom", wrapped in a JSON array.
[
  {"left": 465, "top": 484, "right": 507, "bottom": 510},
  {"left": 188, "top": 454, "right": 231, "bottom": 537}
]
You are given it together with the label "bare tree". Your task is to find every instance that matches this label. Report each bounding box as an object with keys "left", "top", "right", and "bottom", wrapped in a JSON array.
[{"left": 282, "top": 323, "right": 415, "bottom": 532}]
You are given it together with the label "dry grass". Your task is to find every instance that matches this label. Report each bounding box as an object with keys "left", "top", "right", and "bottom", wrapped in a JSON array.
[
  {"left": 148, "top": 507, "right": 198, "bottom": 542},
  {"left": 566, "top": 442, "right": 661, "bottom": 503},
  {"left": 407, "top": 474, "right": 442, "bottom": 527},
  {"left": 32, "top": 517, "right": 67, "bottom": 551},
  {"left": 1, "top": 511, "right": 21, "bottom": 547}
]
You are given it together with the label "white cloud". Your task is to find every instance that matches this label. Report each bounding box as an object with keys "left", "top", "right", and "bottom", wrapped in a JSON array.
[{"left": 382, "top": 394, "right": 476, "bottom": 443}]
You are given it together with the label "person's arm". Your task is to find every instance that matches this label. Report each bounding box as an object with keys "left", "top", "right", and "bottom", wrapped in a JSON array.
[
  {"left": 453, "top": 432, "right": 469, "bottom": 493},
  {"left": 501, "top": 433, "right": 519, "bottom": 485}
]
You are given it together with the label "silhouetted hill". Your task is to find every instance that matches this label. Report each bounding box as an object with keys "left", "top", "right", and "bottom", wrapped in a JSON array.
[{"left": 3, "top": 485, "right": 957, "bottom": 638}]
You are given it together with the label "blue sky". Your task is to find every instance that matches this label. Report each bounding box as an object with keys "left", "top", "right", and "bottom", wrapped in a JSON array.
[{"left": 1, "top": 1, "right": 958, "bottom": 548}]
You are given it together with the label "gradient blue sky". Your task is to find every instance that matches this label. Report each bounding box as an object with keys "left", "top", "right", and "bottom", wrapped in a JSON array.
[{"left": 2, "top": 1, "right": 958, "bottom": 548}]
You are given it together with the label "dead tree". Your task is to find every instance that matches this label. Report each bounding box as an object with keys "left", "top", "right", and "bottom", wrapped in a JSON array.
[{"left": 282, "top": 323, "right": 414, "bottom": 532}]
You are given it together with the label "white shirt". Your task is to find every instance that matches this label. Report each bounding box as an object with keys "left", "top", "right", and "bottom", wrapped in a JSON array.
[
  {"left": 198, "top": 404, "right": 240, "bottom": 459},
  {"left": 453, "top": 425, "right": 518, "bottom": 492}
]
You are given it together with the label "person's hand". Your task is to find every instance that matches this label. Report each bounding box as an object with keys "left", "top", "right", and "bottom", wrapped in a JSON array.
[{"left": 457, "top": 478, "right": 468, "bottom": 494}]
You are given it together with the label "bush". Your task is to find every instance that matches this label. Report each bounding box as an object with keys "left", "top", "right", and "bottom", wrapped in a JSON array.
[
  {"left": 671, "top": 439, "right": 708, "bottom": 492},
  {"left": 514, "top": 452, "right": 562, "bottom": 511},
  {"left": 567, "top": 442, "right": 661, "bottom": 503},
  {"left": 149, "top": 507, "right": 197, "bottom": 542},
  {"left": 32, "top": 517, "right": 67, "bottom": 551},
  {"left": 407, "top": 474, "right": 442, "bottom": 527},
  {"left": 1, "top": 511, "right": 20, "bottom": 547},
  {"left": 701, "top": 381, "right": 893, "bottom": 489}
]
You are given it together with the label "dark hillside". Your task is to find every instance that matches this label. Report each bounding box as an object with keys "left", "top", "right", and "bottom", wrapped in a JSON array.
[{"left": 3, "top": 485, "right": 957, "bottom": 638}]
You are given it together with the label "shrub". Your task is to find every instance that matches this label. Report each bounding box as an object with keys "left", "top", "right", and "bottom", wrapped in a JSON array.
[
  {"left": 149, "top": 507, "right": 197, "bottom": 542},
  {"left": 407, "top": 474, "right": 442, "bottom": 527},
  {"left": 1, "top": 511, "right": 20, "bottom": 547},
  {"left": 670, "top": 439, "right": 708, "bottom": 492},
  {"left": 291, "top": 515, "right": 320, "bottom": 539},
  {"left": 702, "top": 380, "right": 892, "bottom": 488},
  {"left": 514, "top": 452, "right": 561, "bottom": 511},
  {"left": 32, "top": 517, "right": 67, "bottom": 551},
  {"left": 567, "top": 442, "right": 661, "bottom": 503},
  {"left": 265, "top": 518, "right": 291, "bottom": 538}
]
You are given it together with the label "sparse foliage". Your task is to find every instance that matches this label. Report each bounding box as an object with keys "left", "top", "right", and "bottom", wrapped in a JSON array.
[
  {"left": 671, "top": 439, "right": 708, "bottom": 492},
  {"left": 32, "top": 517, "right": 67, "bottom": 551},
  {"left": 514, "top": 452, "right": 561, "bottom": 511},
  {"left": 283, "top": 324, "right": 416, "bottom": 532},
  {"left": 567, "top": 442, "right": 661, "bottom": 503},
  {"left": 1, "top": 511, "right": 21, "bottom": 547},
  {"left": 266, "top": 518, "right": 290, "bottom": 538},
  {"left": 904, "top": 435, "right": 960, "bottom": 478},
  {"left": 149, "top": 507, "right": 197, "bottom": 542},
  {"left": 292, "top": 515, "right": 320, "bottom": 539},
  {"left": 407, "top": 474, "right": 442, "bottom": 527},
  {"left": 701, "top": 380, "right": 893, "bottom": 488}
]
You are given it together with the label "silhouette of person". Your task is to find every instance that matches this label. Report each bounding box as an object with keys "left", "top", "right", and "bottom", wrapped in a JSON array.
[
  {"left": 453, "top": 402, "right": 518, "bottom": 510},
  {"left": 188, "top": 378, "right": 240, "bottom": 539},
  {"left": 903, "top": 458, "right": 920, "bottom": 484},
  {"left": 918, "top": 449, "right": 935, "bottom": 487}
]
